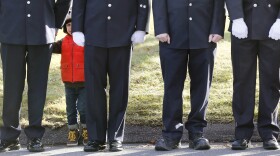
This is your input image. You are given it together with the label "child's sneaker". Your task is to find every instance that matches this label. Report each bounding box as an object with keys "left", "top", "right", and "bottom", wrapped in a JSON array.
[
  {"left": 81, "top": 128, "right": 88, "bottom": 145},
  {"left": 67, "top": 129, "right": 80, "bottom": 146}
]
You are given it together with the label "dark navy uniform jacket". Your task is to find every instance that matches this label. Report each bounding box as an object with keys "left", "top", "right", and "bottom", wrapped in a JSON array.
[
  {"left": 153, "top": 0, "right": 225, "bottom": 49},
  {"left": 0, "top": 0, "right": 72, "bottom": 45},
  {"left": 72, "top": 0, "right": 150, "bottom": 48},
  {"left": 227, "top": 0, "right": 280, "bottom": 40}
]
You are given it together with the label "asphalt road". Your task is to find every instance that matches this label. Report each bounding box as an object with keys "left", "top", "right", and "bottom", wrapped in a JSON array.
[
  {"left": 15, "top": 123, "right": 266, "bottom": 145},
  {"left": 1, "top": 143, "right": 279, "bottom": 156}
]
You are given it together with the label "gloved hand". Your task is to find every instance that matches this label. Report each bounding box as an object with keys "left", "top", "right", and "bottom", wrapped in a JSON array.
[
  {"left": 269, "top": 19, "right": 280, "bottom": 40},
  {"left": 131, "top": 30, "right": 146, "bottom": 44},
  {"left": 232, "top": 18, "right": 248, "bottom": 39},
  {"left": 72, "top": 32, "right": 85, "bottom": 47}
]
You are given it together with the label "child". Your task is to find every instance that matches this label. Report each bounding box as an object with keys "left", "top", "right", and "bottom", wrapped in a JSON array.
[{"left": 53, "top": 15, "right": 88, "bottom": 146}]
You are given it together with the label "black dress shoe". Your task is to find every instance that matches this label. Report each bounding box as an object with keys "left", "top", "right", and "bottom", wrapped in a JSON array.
[
  {"left": 263, "top": 138, "right": 279, "bottom": 150},
  {"left": 109, "top": 140, "right": 123, "bottom": 152},
  {"left": 231, "top": 139, "right": 250, "bottom": 150},
  {"left": 27, "top": 138, "right": 44, "bottom": 152},
  {"left": 0, "top": 139, "right": 20, "bottom": 152},
  {"left": 84, "top": 141, "right": 106, "bottom": 152},
  {"left": 155, "top": 138, "right": 181, "bottom": 151},
  {"left": 189, "top": 133, "right": 210, "bottom": 150}
]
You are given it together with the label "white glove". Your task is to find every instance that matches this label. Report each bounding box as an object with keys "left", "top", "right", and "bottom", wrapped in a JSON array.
[
  {"left": 131, "top": 30, "right": 146, "bottom": 44},
  {"left": 72, "top": 32, "right": 85, "bottom": 47},
  {"left": 232, "top": 18, "right": 248, "bottom": 39},
  {"left": 269, "top": 19, "right": 280, "bottom": 40}
]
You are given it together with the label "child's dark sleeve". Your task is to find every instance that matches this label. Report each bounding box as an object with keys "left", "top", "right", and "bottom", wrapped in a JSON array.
[{"left": 52, "top": 39, "right": 63, "bottom": 54}]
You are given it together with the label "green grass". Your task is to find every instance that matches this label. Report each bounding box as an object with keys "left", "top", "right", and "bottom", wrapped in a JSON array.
[{"left": 0, "top": 19, "right": 262, "bottom": 128}]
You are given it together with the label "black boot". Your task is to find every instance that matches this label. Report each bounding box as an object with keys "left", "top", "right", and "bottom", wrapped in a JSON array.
[
  {"left": 109, "top": 140, "right": 123, "bottom": 152},
  {"left": 84, "top": 141, "right": 106, "bottom": 152},
  {"left": 189, "top": 133, "right": 210, "bottom": 150},
  {"left": 263, "top": 138, "right": 279, "bottom": 150},
  {"left": 0, "top": 139, "right": 20, "bottom": 152},
  {"left": 27, "top": 138, "right": 44, "bottom": 152},
  {"left": 155, "top": 138, "right": 181, "bottom": 151},
  {"left": 231, "top": 139, "right": 250, "bottom": 150}
]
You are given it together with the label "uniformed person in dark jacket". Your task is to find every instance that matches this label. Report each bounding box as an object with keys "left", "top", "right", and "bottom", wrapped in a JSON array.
[
  {"left": 226, "top": 0, "right": 280, "bottom": 150},
  {"left": 153, "top": 0, "right": 225, "bottom": 151},
  {"left": 72, "top": 0, "right": 150, "bottom": 152},
  {"left": 0, "top": 0, "right": 71, "bottom": 152}
]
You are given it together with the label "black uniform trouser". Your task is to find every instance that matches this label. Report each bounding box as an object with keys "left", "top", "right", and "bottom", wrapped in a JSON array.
[
  {"left": 231, "top": 36, "right": 280, "bottom": 140},
  {"left": 84, "top": 45, "right": 132, "bottom": 142},
  {"left": 0, "top": 43, "right": 52, "bottom": 141},
  {"left": 160, "top": 43, "right": 216, "bottom": 141}
]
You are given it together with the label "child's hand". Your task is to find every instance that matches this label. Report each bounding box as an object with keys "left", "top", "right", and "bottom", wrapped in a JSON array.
[
  {"left": 73, "top": 32, "right": 85, "bottom": 47},
  {"left": 55, "top": 29, "right": 58, "bottom": 37}
]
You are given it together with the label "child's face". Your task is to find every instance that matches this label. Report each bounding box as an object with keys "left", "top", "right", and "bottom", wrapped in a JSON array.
[{"left": 66, "top": 22, "right": 72, "bottom": 35}]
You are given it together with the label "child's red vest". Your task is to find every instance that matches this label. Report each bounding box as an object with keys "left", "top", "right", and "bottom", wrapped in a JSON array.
[{"left": 61, "top": 34, "right": 85, "bottom": 82}]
